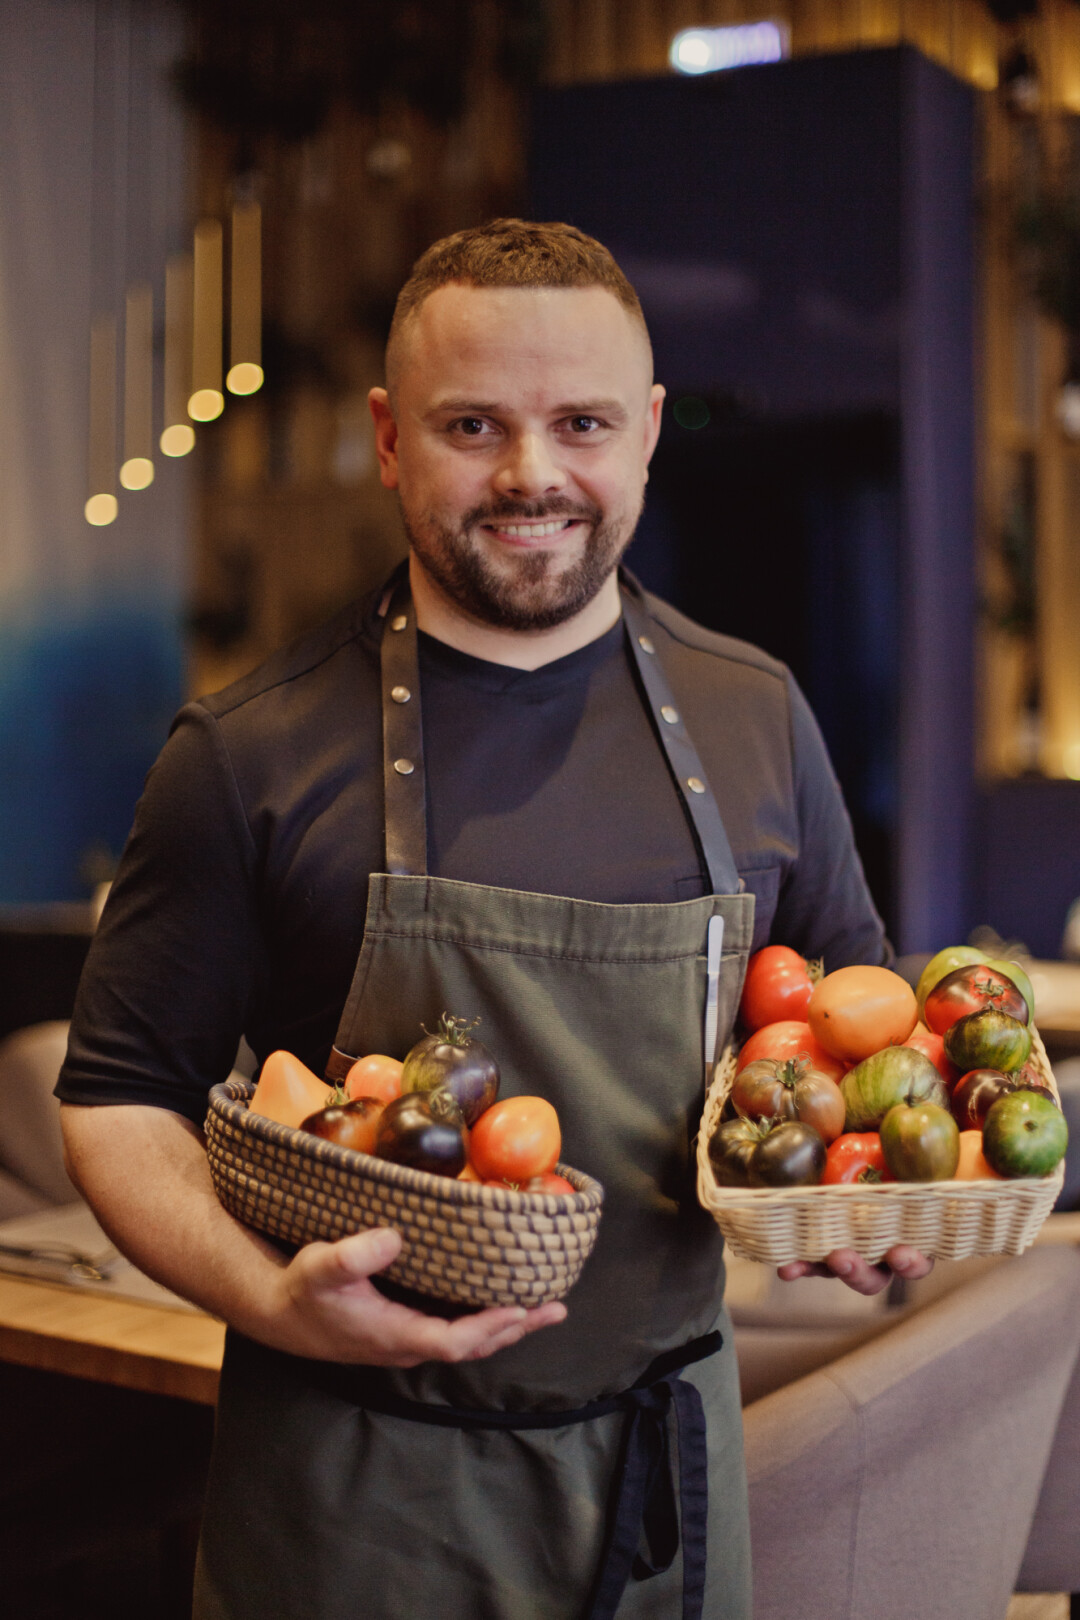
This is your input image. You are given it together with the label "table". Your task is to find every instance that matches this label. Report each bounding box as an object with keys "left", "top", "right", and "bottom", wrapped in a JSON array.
[{"left": 0, "top": 1271, "right": 225, "bottom": 1403}]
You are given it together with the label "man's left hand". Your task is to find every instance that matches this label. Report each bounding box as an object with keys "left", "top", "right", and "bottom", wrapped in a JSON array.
[{"left": 777, "top": 1245, "right": 933, "bottom": 1296}]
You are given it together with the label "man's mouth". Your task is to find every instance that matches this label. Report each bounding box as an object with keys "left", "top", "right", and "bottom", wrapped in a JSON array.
[{"left": 483, "top": 518, "right": 577, "bottom": 540}]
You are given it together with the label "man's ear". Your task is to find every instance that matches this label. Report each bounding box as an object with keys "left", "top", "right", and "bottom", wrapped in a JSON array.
[
  {"left": 643, "top": 384, "right": 665, "bottom": 468},
  {"left": 369, "top": 388, "right": 400, "bottom": 490}
]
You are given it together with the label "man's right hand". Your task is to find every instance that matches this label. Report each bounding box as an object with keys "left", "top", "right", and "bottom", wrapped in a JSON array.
[
  {"left": 281, "top": 1225, "right": 566, "bottom": 1365},
  {"left": 60, "top": 1101, "right": 565, "bottom": 1366}
]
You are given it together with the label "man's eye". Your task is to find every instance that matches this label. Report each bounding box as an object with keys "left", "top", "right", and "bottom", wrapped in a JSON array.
[
  {"left": 453, "top": 418, "right": 488, "bottom": 437},
  {"left": 567, "top": 416, "right": 601, "bottom": 433}
]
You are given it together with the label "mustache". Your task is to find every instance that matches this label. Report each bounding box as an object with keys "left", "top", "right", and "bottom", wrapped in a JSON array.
[{"left": 464, "top": 497, "right": 600, "bottom": 525}]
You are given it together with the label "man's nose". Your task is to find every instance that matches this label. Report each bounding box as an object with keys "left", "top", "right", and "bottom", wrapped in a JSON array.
[{"left": 492, "top": 433, "right": 567, "bottom": 498}]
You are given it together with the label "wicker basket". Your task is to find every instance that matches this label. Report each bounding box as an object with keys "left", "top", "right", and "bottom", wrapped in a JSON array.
[
  {"left": 205, "top": 1079, "right": 604, "bottom": 1309},
  {"left": 696, "top": 1026, "right": 1065, "bottom": 1264}
]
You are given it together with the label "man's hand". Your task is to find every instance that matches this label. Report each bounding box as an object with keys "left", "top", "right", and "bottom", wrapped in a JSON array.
[
  {"left": 777, "top": 1245, "right": 934, "bottom": 1296},
  {"left": 281, "top": 1226, "right": 566, "bottom": 1365}
]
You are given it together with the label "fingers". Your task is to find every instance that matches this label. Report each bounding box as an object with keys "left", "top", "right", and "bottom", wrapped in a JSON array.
[
  {"left": 823, "top": 1249, "right": 894, "bottom": 1295},
  {"left": 778, "top": 1246, "right": 934, "bottom": 1294},
  {"left": 293, "top": 1227, "right": 402, "bottom": 1295},
  {"left": 410, "top": 1300, "right": 568, "bottom": 1366},
  {"left": 883, "top": 1244, "right": 934, "bottom": 1280}
]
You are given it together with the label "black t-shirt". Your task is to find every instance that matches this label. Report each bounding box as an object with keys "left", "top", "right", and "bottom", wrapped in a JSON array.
[{"left": 57, "top": 586, "right": 886, "bottom": 1126}]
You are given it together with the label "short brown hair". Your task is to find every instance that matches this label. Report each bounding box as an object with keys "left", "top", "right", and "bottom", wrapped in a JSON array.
[{"left": 386, "top": 218, "right": 649, "bottom": 385}]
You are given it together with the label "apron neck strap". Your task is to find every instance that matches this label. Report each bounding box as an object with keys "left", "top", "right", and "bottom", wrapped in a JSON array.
[{"left": 377, "top": 567, "right": 741, "bottom": 895}]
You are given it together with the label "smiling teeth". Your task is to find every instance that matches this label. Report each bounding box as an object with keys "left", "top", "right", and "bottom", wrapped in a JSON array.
[{"left": 496, "top": 520, "right": 570, "bottom": 537}]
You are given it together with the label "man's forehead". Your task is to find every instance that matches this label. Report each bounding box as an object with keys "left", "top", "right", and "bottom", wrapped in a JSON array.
[{"left": 397, "top": 282, "right": 652, "bottom": 389}]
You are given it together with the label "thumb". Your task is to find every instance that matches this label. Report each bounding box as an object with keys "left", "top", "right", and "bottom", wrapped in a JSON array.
[{"left": 299, "top": 1226, "right": 403, "bottom": 1292}]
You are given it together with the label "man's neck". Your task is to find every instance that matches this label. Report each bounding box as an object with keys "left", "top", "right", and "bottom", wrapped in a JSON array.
[{"left": 406, "top": 554, "right": 623, "bottom": 670}]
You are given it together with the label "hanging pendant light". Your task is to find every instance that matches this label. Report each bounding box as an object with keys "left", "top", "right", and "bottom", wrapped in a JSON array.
[
  {"left": 189, "top": 217, "right": 224, "bottom": 421},
  {"left": 161, "top": 253, "right": 195, "bottom": 456},
  {"left": 85, "top": 314, "right": 118, "bottom": 525},
  {"left": 120, "top": 282, "right": 154, "bottom": 488},
  {"left": 227, "top": 199, "right": 263, "bottom": 395}
]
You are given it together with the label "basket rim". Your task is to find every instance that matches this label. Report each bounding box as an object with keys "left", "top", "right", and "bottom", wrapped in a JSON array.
[{"left": 207, "top": 1080, "right": 605, "bottom": 1214}]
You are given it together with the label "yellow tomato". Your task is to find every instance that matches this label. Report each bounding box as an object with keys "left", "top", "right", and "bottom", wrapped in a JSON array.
[
  {"left": 807, "top": 965, "right": 918, "bottom": 1064},
  {"left": 249, "top": 1050, "right": 332, "bottom": 1128},
  {"left": 953, "top": 1130, "right": 1004, "bottom": 1181}
]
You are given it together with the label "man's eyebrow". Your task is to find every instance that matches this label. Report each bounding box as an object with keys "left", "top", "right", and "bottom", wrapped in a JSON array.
[{"left": 428, "top": 398, "right": 631, "bottom": 419}]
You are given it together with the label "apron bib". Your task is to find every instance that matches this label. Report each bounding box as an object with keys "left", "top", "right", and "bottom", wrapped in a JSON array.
[{"left": 196, "top": 572, "right": 755, "bottom": 1620}]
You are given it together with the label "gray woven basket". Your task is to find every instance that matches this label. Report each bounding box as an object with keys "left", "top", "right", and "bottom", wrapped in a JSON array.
[
  {"left": 205, "top": 1079, "right": 604, "bottom": 1308},
  {"left": 697, "top": 1026, "right": 1065, "bottom": 1264}
]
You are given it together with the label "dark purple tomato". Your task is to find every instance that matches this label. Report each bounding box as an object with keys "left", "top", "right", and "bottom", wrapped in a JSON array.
[
  {"left": 950, "top": 1069, "right": 1019, "bottom": 1132},
  {"left": 375, "top": 1089, "right": 466, "bottom": 1176},
  {"left": 944, "top": 1009, "right": 1032, "bottom": 1075},
  {"left": 747, "top": 1121, "right": 826, "bottom": 1187},
  {"left": 708, "top": 1117, "right": 761, "bottom": 1186},
  {"left": 880, "top": 1100, "right": 960, "bottom": 1181},
  {"left": 402, "top": 1013, "right": 500, "bottom": 1126},
  {"left": 730, "top": 1057, "right": 845, "bottom": 1143},
  {"left": 924, "top": 965, "right": 1030, "bottom": 1036}
]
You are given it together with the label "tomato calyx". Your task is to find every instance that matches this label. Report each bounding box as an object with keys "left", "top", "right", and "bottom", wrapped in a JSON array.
[
  {"left": 807, "top": 958, "right": 824, "bottom": 985},
  {"left": 421, "top": 1012, "right": 481, "bottom": 1048}
]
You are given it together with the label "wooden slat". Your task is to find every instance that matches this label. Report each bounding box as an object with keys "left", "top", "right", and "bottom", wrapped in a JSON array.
[{"left": 0, "top": 1273, "right": 225, "bottom": 1405}]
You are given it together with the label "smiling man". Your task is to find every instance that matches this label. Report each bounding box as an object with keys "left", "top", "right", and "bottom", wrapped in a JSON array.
[{"left": 58, "top": 220, "right": 920, "bottom": 1620}]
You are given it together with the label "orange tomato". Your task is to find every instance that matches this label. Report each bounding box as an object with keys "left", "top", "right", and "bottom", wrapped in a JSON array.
[
  {"left": 953, "top": 1130, "right": 1004, "bottom": 1181},
  {"left": 249, "top": 1050, "right": 332, "bottom": 1128},
  {"left": 345, "top": 1054, "right": 404, "bottom": 1106},
  {"left": 735, "top": 1020, "right": 847, "bottom": 1084},
  {"left": 458, "top": 1161, "right": 481, "bottom": 1182},
  {"left": 807, "top": 966, "right": 918, "bottom": 1064},
  {"left": 469, "top": 1097, "right": 561, "bottom": 1183}
]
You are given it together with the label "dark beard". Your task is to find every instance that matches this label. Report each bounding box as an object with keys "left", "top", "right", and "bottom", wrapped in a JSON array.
[{"left": 401, "top": 495, "right": 640, "bottom": 632}]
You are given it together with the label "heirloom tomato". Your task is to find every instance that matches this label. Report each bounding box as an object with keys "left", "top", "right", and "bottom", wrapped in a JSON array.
[
  {"left": 944, "top": 1009, "right": 1031, "bottom": 1075},
  {"left": 950, "top": 1068, "right": 1019, "bottom": 1132},
  {"left": 522, "top": 1172, "right": 577, "bottom": 1196},
  {"left": 735, "top": 1021, "right": 846, "bottom": 1084},
  {"left": 747, "top": 1121, "right": 826, "bottom": 1187},
  {"left": 708, "top": 1117, "right": 762, "bottom": 1186},
  {"left": 901, "top": 1024, "right": 960, "bottom": 1089},
  {"left": 402, "top": 1013, "right": 500, "bottom": 1126},
  {"left": 915, "top": 946, "right": 989, "bottom": 1019},
  {"left": 739, "top": 946, "right": 817, "bottom": 1031},
  {"left": 807, "top": 966, "right": 918, "bottom": 1064},
  {"left": 923, "top": 965, "right": 1029, "bottom": 1036},
  {"left": 468, "top": 1096, "right": 561, "bottom": 1183},
  {"left": 982, "top": 1091, "right": 1068, "bottom": 1178},
  {"left": 841, "top": 1046, "right": 947, "bottom": 1132},
  {"left": 375, "top": 1090, "right": 467, "bottom": 1177},
  {"left": 301, "top": 1096, "right": 385, "bottom": 1155},
  {"left": 249, "top": 1051, "right": 333, "bottom": 1128},
  {"left": 345, "top": 1054, "right": 404, "bottom": 1107},
  {"left": 730, "top": 1057, "right": 845, "bottom": 1143},
  {"left": 953, "top": 1131, "right": 1003, "bottom": 1181},
  {"left": 821, "top": 1132, "right": 892, "bottom": 1185},
  {"left": 880, "top": 1100, "right": 960, "bottom": 1182}
]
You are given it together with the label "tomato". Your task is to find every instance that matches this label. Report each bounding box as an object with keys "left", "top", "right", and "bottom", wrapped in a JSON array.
[
  {"left": 301, "top": 1097, "right": 384, "bottom": 1155},
  {"left": 523, "top": 1172, "right": 577, "bottom": 1196},
  {"left": 880, "top": 1101, "right": 960, "bottom": 1181},
  {"left": 953, "top": 1131, "right": 1004, "bottom": 1181},
  {"left": 708, "top": 1117, "right": 763, "bottom": 1186},
  {"left": 249, "top": 1050, "right": 333, "bottom": 1128},
  {"left": 944, "top": 1009, "right": 1031, "bottom": 1074},
  {"left": 923, "top": 965, "right": 1029, "bottom": 1036},
  {"left": 468, "top": 1096, "right": 561, "bottom": 1183},
  {"left": 735, "top": 1021, "right": 847, "bottom": 1084},
  {"left": 730, "top": 1057, "right": 844, "bottom": 1143},
  {"left": 807, "top": 966, "right": 918, "bottom": 1064},
  {"left": 984, "top": 958, "right": 1036, "bottom": 1022},
  {"left": 402, "top": 1014, "right": 500, "bottom": 1126},
  {"left": 345, "top": 1054, "right": 404, "bottom": 1107},
  {"left": 915, "top": 946, "right": 989, "bottom": 1019},
  {"left": 821, "top": 1132, "right": 892, "bottom": 1185},
  {"left": 983, "top": 1091, "right": 1068, "bottom": 1178},
  {"left": 901, "top": 1024, "right": 960, "bottom": 1089},
  {"left": 747, "top": 1121, "right": 826, "bottom": 1187},
  {"left": 375, "top": 1091, "right": 467, "bottom": 1176},
  {"left": 841, "top": 1046, "right": 948, "bottom": 1131},
  {"left": 950, "top": 1068, "right": 1019, "bottom": 1131},
  {"left": 458, "top": 1161, "right": 481, "bottom": 1182},
  {"left": 739, "top": 946, "right": 816, "bottom": 1031}
]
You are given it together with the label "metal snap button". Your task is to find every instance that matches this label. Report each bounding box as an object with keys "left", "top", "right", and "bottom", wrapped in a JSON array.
[
  {"left": 660, "top": 705, "right": 679, "bottom": 725},
  {"left": 638, "top": 635, "right": 655, "bottom": 655},
  {"left": 390, "top": 614, "right": 408, "bottom": 632},
  {"left": 394, "top": 758, "right": 415, "bottom": 776},
  {"left": 391, "top": 685, "right": 411, "bottom": 704},
  {"left": 687, "top": 776, "right": 706, "bottom": 794}
]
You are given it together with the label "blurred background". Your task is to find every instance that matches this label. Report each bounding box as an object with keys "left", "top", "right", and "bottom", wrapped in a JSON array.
[{"left": 4, "top": 0, "right": 1080, "bottom": 1004}]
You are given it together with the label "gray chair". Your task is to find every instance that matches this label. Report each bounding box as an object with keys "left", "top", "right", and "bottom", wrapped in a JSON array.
[{"left": 741, "top": 1245, "right": 1080, "bottom": 1620}]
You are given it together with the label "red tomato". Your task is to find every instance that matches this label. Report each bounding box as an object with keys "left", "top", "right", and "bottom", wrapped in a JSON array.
[
  {"left": 345, "top": 1054, "right": 404, "bottom": 1107},
  {"left": 735, "top": 1020, "right": 847, "bottom": 1084},
  {"left": 807, "top": 966, "right": 918, "bottom": 1064},
  {"left": 821, "top": 1132, "right": 893, "bottom": 1185},
  {"left": 739, "top": 946, "right": 816, "bottom": 1031},
  {"left": 524, "top": 1172, "right": 577, "bottom": 1196},
  {"left": 469, "top": 1097, "right": 561, "bottom": 1183},
  {"left": 900, "top": 1023, "right": 961, "bottom": 1090}
]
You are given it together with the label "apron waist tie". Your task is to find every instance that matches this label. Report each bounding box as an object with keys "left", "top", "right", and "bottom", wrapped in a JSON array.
[{"left": 348, "top": 1328, "right": 722, "bottom": 1620}]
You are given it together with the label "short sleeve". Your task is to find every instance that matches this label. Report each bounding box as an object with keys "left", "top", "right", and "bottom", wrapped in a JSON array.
[
  {"left": 56, "top": 703, "right": 267, "bottom": 1127},
  {"left": 770, "top": 674, "right": 890, "bottom": 970}
]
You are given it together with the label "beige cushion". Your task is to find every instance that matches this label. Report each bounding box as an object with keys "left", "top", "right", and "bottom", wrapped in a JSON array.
[{"left": 0, "top": 1021, "right": 77, "bottom": 1205}]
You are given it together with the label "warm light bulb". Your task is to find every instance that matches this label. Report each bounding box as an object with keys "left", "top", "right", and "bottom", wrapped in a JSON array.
[
  {"left": 227, "top": 361, "right": 264, "bottom": 396},
  {"left": 119, "top": 456, "right": 154, "bottom": 490},
  {"left": 85, "top": 493, "right": 118, "bottom": 526},
  {"left": 188, "top": 387, "right": 224, "bottom": 422},
  {"left": 160, "top": 423, "right": 196, "bottom": 456}
]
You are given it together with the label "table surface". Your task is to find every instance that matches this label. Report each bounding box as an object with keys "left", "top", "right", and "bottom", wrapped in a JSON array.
[{"left": 0, "top": 1272, "right": 225, "bottom": 1403}]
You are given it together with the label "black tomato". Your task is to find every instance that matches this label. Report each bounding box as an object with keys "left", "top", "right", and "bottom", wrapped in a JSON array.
[
  {"left": 708, "top": 1117, "right": 761, "bottom": 1186},
  {"left": 402, "top": 1013, "right": 500, "bottom": 1127},
  {"left": 747, "top": 1121, "right": 826, "bottom": 1187},
  {"left": 375, "top": 1089, "right": 467, "bottom": 1177}
]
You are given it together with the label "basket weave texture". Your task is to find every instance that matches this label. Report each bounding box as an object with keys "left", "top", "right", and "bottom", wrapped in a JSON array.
[
  {"left": 696, "top": 1025, "right": 1065, "bottom": 1264},
  {"left": 205, "top": 1080, "right": 604, "bottom": 1308}
]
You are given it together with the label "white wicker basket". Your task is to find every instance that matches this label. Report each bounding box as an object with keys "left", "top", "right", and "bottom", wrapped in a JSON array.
[{"left": 697, "top": 1026, "right": 1065, "bottom": 1264}]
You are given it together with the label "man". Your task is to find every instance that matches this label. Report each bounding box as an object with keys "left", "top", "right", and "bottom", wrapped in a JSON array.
[{"left": 58, "top": 219, "right": 929, "bottom": 1619}]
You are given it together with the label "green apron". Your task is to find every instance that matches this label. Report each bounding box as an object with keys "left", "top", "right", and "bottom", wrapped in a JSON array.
[{"left": 195, "top": 572, "right": 755, "bottom": 1620}]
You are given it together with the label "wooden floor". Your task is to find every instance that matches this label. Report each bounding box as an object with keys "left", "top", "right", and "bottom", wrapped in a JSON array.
[{"left": 1008, "top": 1597, "right": 1069, "bottom": 1619}]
